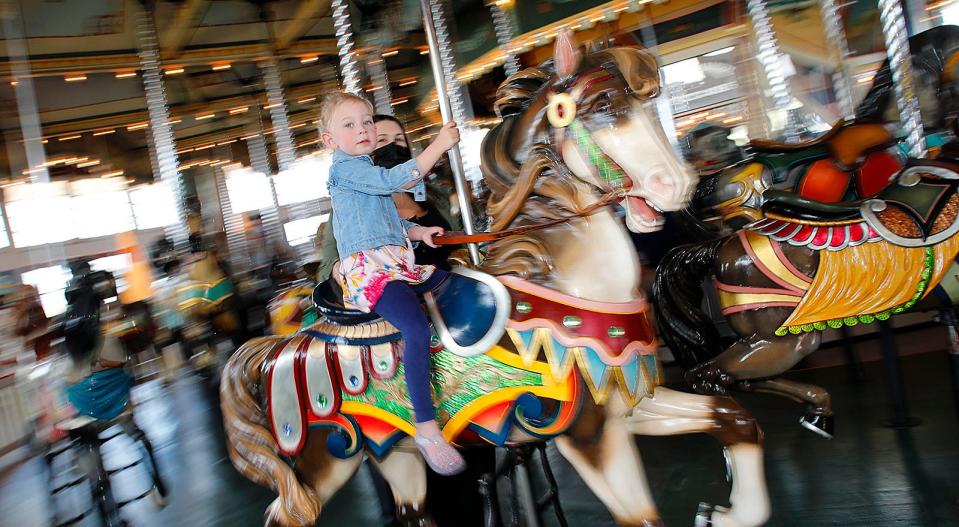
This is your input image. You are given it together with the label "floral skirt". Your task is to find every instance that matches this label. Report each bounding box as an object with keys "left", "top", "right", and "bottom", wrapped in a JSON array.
[{"left": 340, "top": 244, "right": 435, "bottom": 312}]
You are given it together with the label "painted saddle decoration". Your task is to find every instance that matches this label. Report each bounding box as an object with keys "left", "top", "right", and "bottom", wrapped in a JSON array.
[
  {"left": 715, "top": 159, "right": 959, "bottom": 337},
  {"left": 265, "top": 268, "right": 658, "bottom": 458}
]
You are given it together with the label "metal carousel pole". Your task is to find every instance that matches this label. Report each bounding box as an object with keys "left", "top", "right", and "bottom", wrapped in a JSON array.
[
  {"left": 879, "top": 0, "right": 925, "bottom": 157},
  {"left": 877, "top": 0, "right": 924, "bottom": 428},
  {"left": 136, "top": 2, "right": 189, "bottom": 245},
  {"left": 489, "top": 1, "right": 521, "bottom": 78},
  {"left": 332, "top": 0, "right": 363, "bottom": 95},
  {"left": 818, "top": 0, "right": 856, "bottom": 121},
  {"left": 746, "top": 0, "right": 800, "bottom": 142},
  {"left": 419, "top": 0, "right": 481, "bottom": 265}
]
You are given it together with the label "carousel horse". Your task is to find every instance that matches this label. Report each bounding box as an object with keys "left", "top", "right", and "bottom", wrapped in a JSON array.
[
  {"left": 655, "top": 156, "right": 959, "bottom": 438},
  {"left": 221, "top": 32, "right": 770, "bottom": 527},
  {"left": 177, "top": 244, "right": 244, "bottom": 352},
  {"left": 266, "top": 253, "right": 322, "bottom": 336},
  {"left": 53, "top": 268, "right": 167, "bottom": 526},
  {"left": 691, "top": 25, "right": 959, "bottom": 232},
  {"left": 267, "top": 281, "right": 319, "bottom": 336}
]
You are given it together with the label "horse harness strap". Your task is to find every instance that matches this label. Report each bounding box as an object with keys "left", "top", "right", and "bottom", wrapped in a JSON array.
[
  {"left": 433, "top": 188, "right": 626, "bottom": 245},
  {"left": 435, "top": 118, "right": 629, "bottom": 246}
]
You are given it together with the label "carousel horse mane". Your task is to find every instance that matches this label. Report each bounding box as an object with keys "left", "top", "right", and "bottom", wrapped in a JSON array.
[
  {"left": 857, "top": 24, "right": 959, "bottom": 130},
  {"left": 478, "top": 47, "right": 660, "bottom": 279}
]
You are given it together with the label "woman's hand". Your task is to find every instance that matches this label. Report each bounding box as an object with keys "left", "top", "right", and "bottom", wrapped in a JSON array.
[{"left": 409, "top": 225, "right": 445, "bottom": 248}]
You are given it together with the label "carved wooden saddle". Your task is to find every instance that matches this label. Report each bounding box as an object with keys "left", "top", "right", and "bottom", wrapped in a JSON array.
[
  {"left": 751, "top": 120, "right": 901, "bottom": 202},
  {"left": 756, "top": 159, "right": 959, "bottom": 249}
]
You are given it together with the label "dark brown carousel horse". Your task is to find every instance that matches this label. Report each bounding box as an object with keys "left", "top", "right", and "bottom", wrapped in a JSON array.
[
  {"left": 220, "top": 33, "right": 770, "bottom": 527},
  {"left": 655, "top": 157, "right": 959, "bottom": 438}
]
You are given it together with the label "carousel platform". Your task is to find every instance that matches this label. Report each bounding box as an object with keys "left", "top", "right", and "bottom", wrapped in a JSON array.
[{"left": 1, "top": 346, "right": 957, "bottom": 527}]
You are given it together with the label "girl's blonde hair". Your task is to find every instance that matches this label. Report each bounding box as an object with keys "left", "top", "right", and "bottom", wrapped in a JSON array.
[{"left": 318, "top": 92, "right": 374, "bottom": 133}]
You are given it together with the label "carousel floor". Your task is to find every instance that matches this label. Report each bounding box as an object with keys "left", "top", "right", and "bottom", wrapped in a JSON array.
[{"left": 1, "top": 350, "right": 958, "bottom": 527}]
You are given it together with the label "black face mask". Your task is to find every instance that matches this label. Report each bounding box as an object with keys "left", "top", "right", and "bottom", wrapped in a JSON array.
[{"left": 371, "top": 142, "right": 412, "bottom": 169}]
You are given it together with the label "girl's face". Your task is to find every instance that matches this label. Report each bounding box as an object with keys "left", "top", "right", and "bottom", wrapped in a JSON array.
[
  {"left": 375, "top": 119, "right": 407, "bottom": 148},
  {"left": 322, "top": 99, "right": 376, "bottom": 156}
]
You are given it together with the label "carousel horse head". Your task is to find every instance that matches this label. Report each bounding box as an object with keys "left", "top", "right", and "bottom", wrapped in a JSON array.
[
  {"left": 63, "top": 267, "right": 118, "bottom": 362},
  {"left": 480, "top": 31, "right": 695, "bottom": 298},
  {"left": 486, "top": 30, "right": 695, "bottom": 235}
]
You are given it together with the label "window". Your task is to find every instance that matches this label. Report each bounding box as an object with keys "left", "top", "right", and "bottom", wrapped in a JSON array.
[
  {"left": 663, "top": 48, "right": 742, "bottom": 116},
  {"left": 225, "top": 164, "right": 275, "bottom": 213},
  {"left": 90, "top": 253, "right": 132, "bottom": 298},
  {"left": 20, "top": 264, "right": 71, "bottom": 317},
  {"left": 130, "top": 183, "right": 179, "bottom": 229},
  {"left": 4, "top": 182, "right": 75, "bottom": 248},
  {"left": 283, "top": 214, "right": 329, "bottom": 246},
  {"left": 70, "top": 178, "right": 135, "bottom": 239},
  {"left": 273, "top": 152, "right": 332, "bottom": 205}
]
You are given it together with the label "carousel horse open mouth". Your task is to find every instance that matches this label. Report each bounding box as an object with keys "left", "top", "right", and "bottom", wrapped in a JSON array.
[{"left": 624, "top": 194, "right": 666, "bottom": 230}]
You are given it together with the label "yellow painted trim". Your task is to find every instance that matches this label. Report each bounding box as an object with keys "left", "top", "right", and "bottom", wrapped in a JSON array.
[
  {"left": 745, "top": 230, "right": 813, "bottom": 290},
  {"left": 341, "top": 401, "right": 417, "bottom": 437},
  {"left": 716, "top": 290, "right": 802, "bottom": 309}
]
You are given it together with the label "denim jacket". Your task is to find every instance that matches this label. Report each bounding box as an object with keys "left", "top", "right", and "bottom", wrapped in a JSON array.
[{"left": 327, "top": 149, "right": 426, "bottom": 258}]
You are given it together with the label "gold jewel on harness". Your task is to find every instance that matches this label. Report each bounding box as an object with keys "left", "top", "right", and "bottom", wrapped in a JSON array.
[{"left": 546, "top": 92, "right": 576, "bottom": 128}]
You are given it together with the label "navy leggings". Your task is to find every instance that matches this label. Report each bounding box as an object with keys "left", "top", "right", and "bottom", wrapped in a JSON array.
[{"left": 372, "top": 269, "right": 448, "bottom": 423}]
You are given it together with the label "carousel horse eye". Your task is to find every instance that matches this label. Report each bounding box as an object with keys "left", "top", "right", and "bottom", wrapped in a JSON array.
[{"left": 593, "top": 93, "right": 612, "bottom": 114}]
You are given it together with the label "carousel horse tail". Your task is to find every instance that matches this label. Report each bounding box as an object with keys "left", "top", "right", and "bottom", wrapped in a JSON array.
[
  {"left": 652, "top": 237, "right": 725, "bottom": 370},
  {"left": 220, "top": 337, "right": 322, "bottom": 527}
]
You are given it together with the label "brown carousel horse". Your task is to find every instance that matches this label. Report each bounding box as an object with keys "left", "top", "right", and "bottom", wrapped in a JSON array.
[
  {"left": 656, "top": 156, "right": 959, "bottom": 438},
  {"left": 221, "top": 33, "right": 770, "bottom": 527},
  {"left": 655, "top": 25, "right": 959, "bottom": 438}
]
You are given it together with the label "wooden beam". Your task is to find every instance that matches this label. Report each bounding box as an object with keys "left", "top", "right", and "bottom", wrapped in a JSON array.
[
  {"left": 276, "top": 0, "right": 333, "bottom": 50},
  {"left": 162, "top": 0, "right": 209, "bottom": 58},
  {"left": 0, "top": 39, "right": 339, "bottom": 77}
]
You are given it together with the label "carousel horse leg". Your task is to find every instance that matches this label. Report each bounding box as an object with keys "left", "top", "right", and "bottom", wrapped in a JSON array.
[
  {"left": 368, "top": 439, "right": 435, "bottom": 527},
  {"left": 282, "top": 429, "right": 363, "bottom": 527},
  {"left": 736, "top": 378, "right": 834, "bottom": 438},
  {"left": 626, "top": 387, "right": 769, "bottom": 527},
  {"left": 555, "top": 396, "right": 662, "bottom": 527},
  {"left": 688, "top": 328, "right": 830, "bottom": 435}
]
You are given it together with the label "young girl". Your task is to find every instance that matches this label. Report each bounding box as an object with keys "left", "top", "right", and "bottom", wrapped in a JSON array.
[{"left": 320, "top": 92, "right": 464, "bottom": 475}]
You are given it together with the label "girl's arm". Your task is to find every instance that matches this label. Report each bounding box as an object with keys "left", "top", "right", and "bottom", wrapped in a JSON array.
[
  {"left": 411, "top": 122, "right": 459, "bottom": 187},
  {"left": 329, "top": 158, "right": 422, "bottom": 196}
]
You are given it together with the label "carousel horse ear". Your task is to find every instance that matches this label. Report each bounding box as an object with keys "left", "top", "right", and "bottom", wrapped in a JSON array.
[{"left": 554, "top": 29, "right": 581, "bottom": 79}]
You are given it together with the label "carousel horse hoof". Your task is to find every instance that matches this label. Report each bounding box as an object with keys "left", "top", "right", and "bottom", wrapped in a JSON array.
[
  {"left": 799, "top": 412, "right": 834, "bottom": 439},
  {"left": 695, "top": 503, "right": 716, "bottom": 527},
  {"left": 150, "top": 486, "right": 168, "bottom": 507},
  {"left": 396, "top": 503, "right": 435, "bottom": 527}
]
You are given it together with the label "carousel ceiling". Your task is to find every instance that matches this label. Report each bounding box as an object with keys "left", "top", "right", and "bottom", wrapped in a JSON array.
[{"left": 0, "top": 0, "right": 868, "bottom": 185}]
